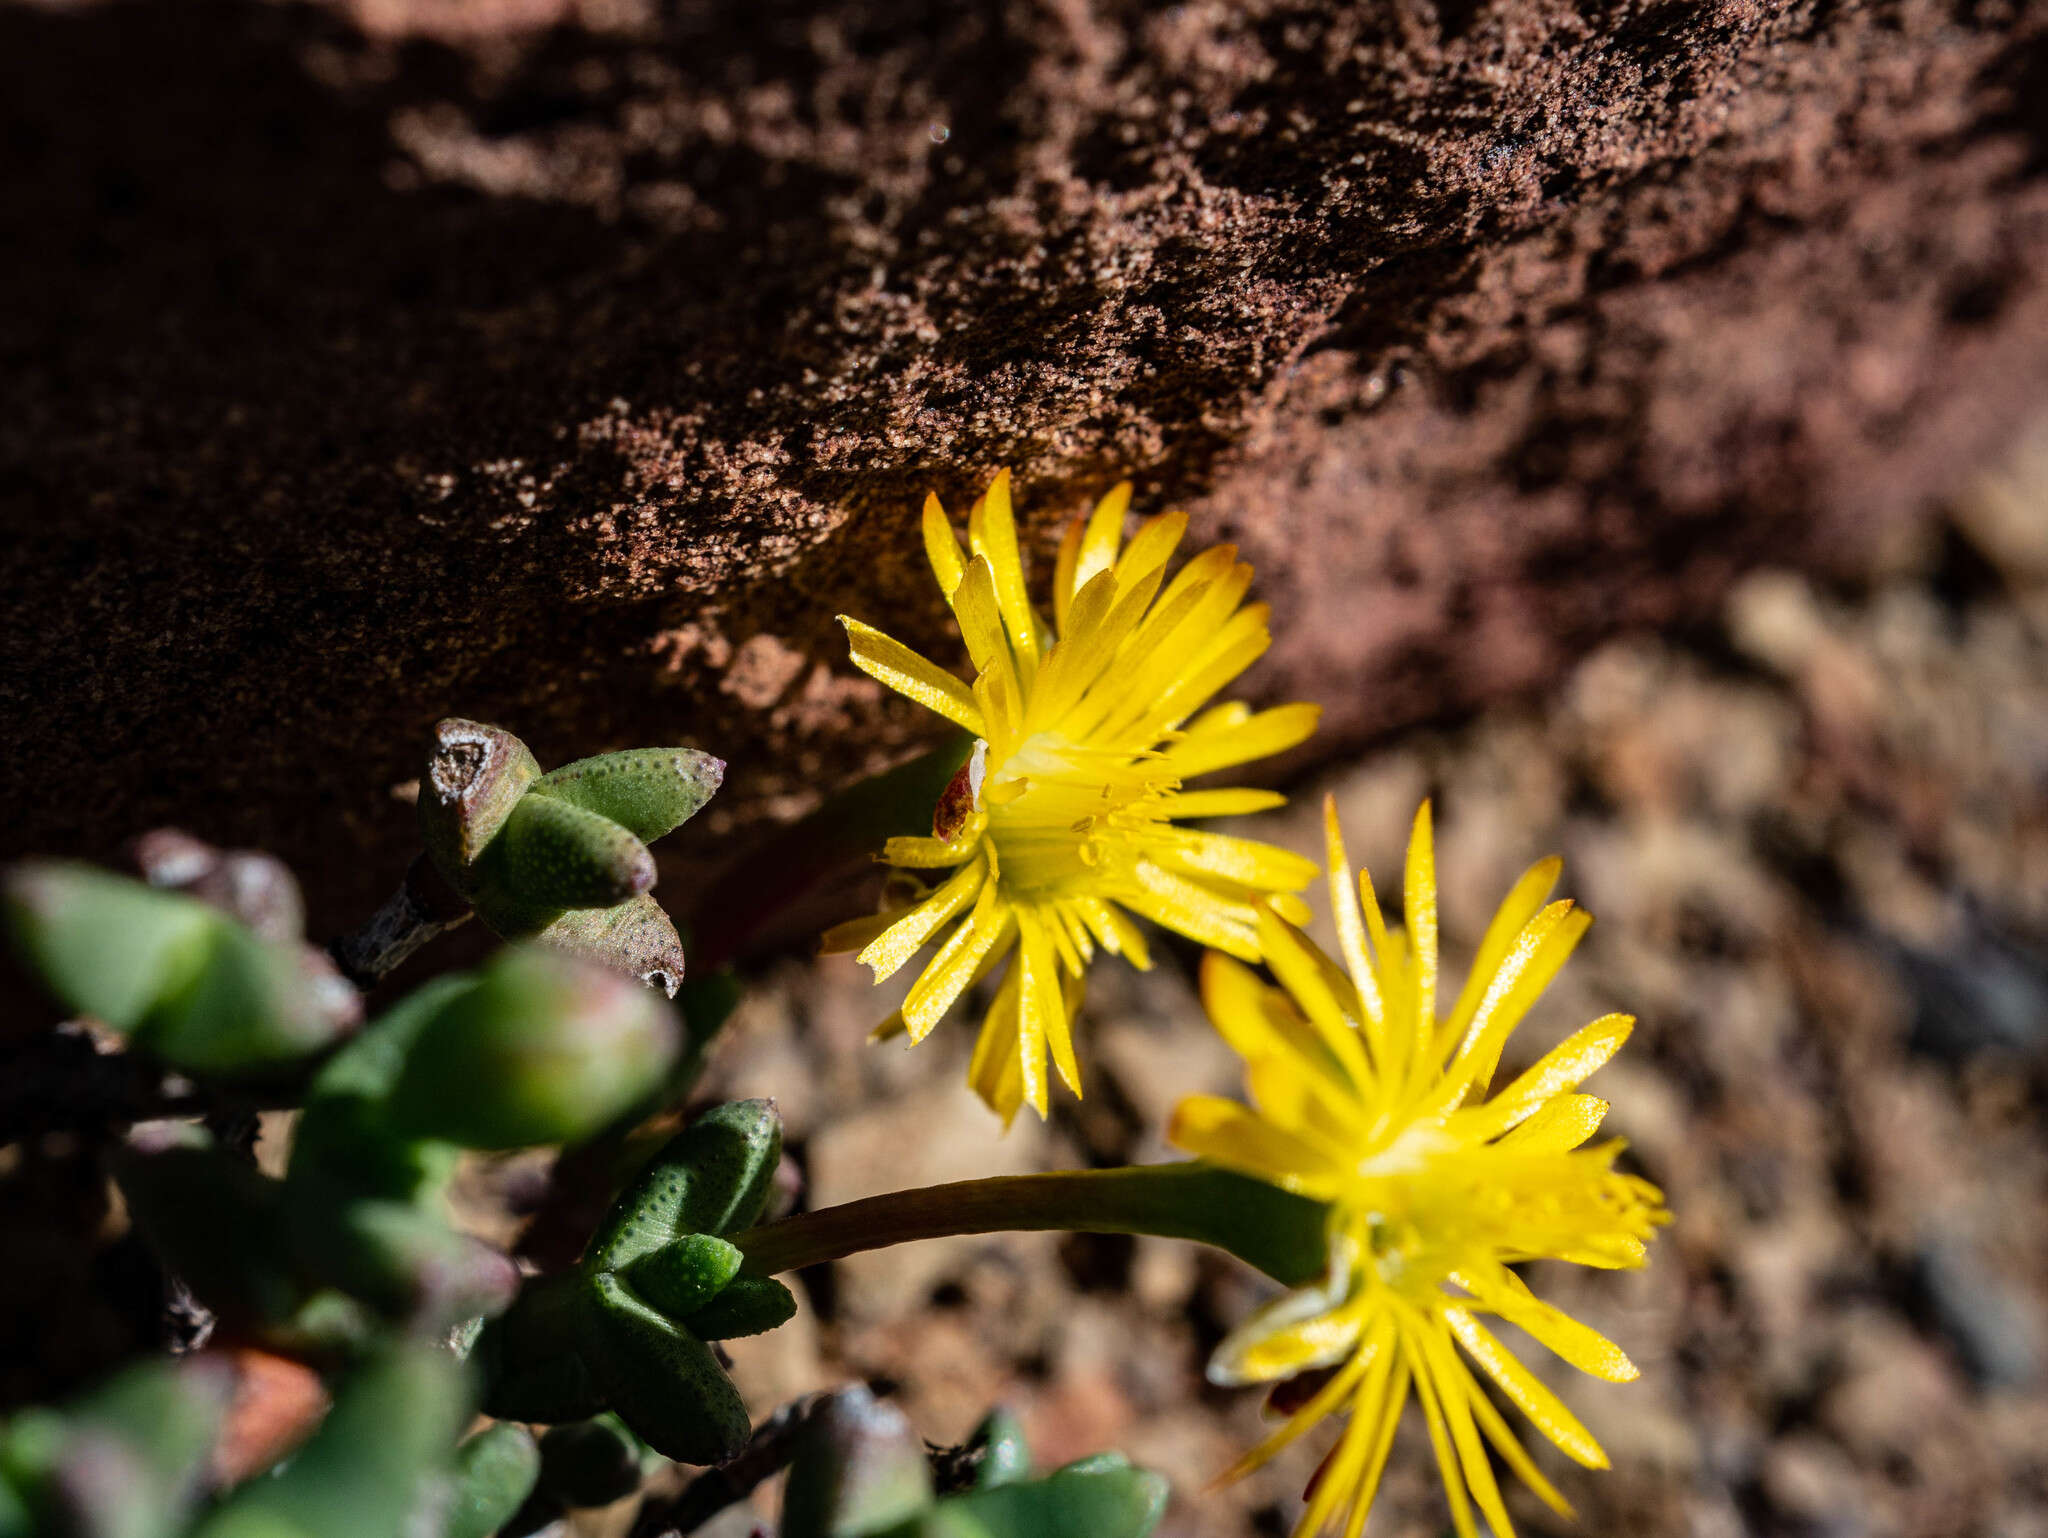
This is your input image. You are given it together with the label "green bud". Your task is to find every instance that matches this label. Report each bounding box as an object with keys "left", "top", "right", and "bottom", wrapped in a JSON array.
[
  {"left": 969, "top": 1410, "right": 1029, "bottom": 1490},
  {"left": 580, "top": 1272, "right": 750, "bottom": 1467},
  {"left": 4, "top": 863, "right": 213, "bottom": 1030},
  {"left": 585, "top": 1100, "right": 783, "bottom": 1272},
  {"left": 914, "top": 1458, "right": 1168, "bottom": 1538},
  {"left": 530, "top": 748, "right": 725, "bottom": 844},
  {"left": 197, "top": 1347, "right": 471, "bottom": 1538},
  {"left": 532, "top": 893, "right": 689, "bottom": 998},
  {"left": 624, "top": 1234, "right": 743, "bottom": 1320},
  {"left": 383, "top": 946, "right": 679, "bottom": 1150},
  {"left": 418, "top": 719, "right": 540, "bottom": 894},
  {"left": 487, "top": 793, "right": 655, "bottom": 911},
  {"left": 445, "top": 1424, "right": 541, "bottom": 1538},
  {"left": 536, "top": 1415, "right": 644, "bottom": 1508},
  {"left": 781, "top": 1387, "right": 934, "bottom": 1538},
  {"left": 685, "top": 1275, "right": 797, "bottom": 1341}
]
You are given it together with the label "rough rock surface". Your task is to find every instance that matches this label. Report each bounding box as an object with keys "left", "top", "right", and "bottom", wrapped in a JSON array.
[{"left": 3, "top": 0, "right": 2045, "bottom": 922}]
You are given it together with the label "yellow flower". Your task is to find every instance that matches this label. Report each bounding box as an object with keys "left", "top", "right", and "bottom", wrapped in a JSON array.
[
  {"left": 827, "top": 471, "right": 1322, "bottom": 1122},
  {"left": 1171, "top": 798, "right": 1669, "bottom": 1538}
]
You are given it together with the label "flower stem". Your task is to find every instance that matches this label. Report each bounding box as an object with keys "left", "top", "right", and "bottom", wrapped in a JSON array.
[{"left": 729, "top": 1163, "right": 1327, "bottom": 1287}]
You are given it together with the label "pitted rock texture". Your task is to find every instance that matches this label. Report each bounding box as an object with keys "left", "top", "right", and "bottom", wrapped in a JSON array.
[{"left": 2, "top": 0, "right": 2045, "bottom": 924}]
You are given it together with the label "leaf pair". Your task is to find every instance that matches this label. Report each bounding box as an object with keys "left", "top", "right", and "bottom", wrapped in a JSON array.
[
  {"left": 480, "top": 1100, "right": 795, "bottom": 1466},
  {"left": 417, "top": 720, "right": 724, "bottom": 995},
  {"left": 4, "top": 862, "right": 357, "bottom": 1075}
]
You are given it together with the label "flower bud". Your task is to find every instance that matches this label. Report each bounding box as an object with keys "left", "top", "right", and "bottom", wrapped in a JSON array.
[{"left": 384, "top": 946, "right": 680, "bottom": 1150}]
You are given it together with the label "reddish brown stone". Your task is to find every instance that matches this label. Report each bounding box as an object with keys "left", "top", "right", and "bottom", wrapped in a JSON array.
[{"left": 3, "top": 0, "right": 2044, "bottom": 929}]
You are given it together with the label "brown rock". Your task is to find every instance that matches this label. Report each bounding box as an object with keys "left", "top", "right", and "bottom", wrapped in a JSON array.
[{"left": 4, "top": 0, "right": 2045, "bottom": 925}]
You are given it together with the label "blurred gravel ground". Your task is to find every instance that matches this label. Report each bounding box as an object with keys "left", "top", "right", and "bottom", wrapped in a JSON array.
[{"left": 661, "top": 423, "right": 2048, "bottom": 1538}]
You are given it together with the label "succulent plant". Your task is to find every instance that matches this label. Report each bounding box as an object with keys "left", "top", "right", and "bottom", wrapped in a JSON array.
[{"left": 416, "top": 720, "right": 723, "bottom": 996}]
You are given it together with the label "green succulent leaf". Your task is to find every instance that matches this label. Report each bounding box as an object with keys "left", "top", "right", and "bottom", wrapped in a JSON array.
[
  {"left": 418, "top": 719, "right": 541, "bottom": 892},
  {"left": 530, "top": 748, "right": 725, "bottom": 844},
  {"left": 195, "top": 1347, "right": 471, "bottom": 1538},
  {"left": 780, "top": 1388, "right": 934, "bottom": 1538},
  {"left": 529, "top": 893, "right": 690, "bottom": 998},
  {"left": 382, "top": 946, "right": 680, "bottom": 1151},
  {"left": 445, "top": 1423, "right": 541, "bottom": 1538},
  {"left": 487, "top": 793, "right": 655, "bottom": 911},
  {"left": 477, "top": 1275, "right": 609, "bottom": 1425},
  {"left": 968, "top": 1410, "right": 1029, "bottom": 1490},
  {"left": 623, "top": 1233, "right": 744, "bottom": 1320},
  {"left": 585, "top": 1100, "right": 783, "bottom": 1273},
  {"left": 580, "top": 1272, "right": 750, "bottom": 1467},
  {"left": 3, "top": 863, "right": 213, "bottom": 1031},
  {"left": 684, "top": 1274, "right": 797, "bottom": 1341},
  {"left": 535, "top": 1415, "right": 646, "bottom": 1509},
  {"left": 137, "top": 918, "right": 337, "bottom": 1074},
  {"left": 908, "top": 1459, "right": 1168, "bottom": 1538}
]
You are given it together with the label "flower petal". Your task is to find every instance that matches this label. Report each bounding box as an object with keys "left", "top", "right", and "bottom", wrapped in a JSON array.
[{"left": 839, "top": 617, "right": 983, "bottom": 736}]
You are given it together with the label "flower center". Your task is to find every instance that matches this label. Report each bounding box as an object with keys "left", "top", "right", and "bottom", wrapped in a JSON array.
[{"left": 978, "top": 732, "right": 1175, "bottom": 899}]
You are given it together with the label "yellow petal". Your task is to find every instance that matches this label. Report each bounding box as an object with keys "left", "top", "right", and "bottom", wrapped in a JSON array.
[
  {"left": 880, "top": 829, "right": 982, "bottom": 868},
  {"left": 1458, "top": 1263, "right": 1639, "bottom": 1382},
  {"left": 1167, "top": 1096, "right": 1347, "bottom": 1199},
  {"left": 1052, "top": 515, "right": 1085, "bottom": 632},
  {"left": 1403, "top": 800, "right": 1439, "bottom": 1066},
  {"left": 819, "top": 909, "right": 899, "bottom": 955},
  {"left": 922, "top": 491, "right": 967, "bottom": 598},
  {"left": 902, "top": 888, "right": 1015, "bottom": 1042},
  {"left": 1073, "top": 481, "right": 1132, "bottom": 606},
  {"left": 1154, "top": 828, "right": 1320, "bottom": 894},
  {"left": 1254, "top": 909, "right": 1372, "bottom": 1092},
  {"left": 1438, "top": 855, "right": 1561, "bottom": 1056},
  {"left": 1166, "top": 701, "right": 1321, "bottom": 778},
  {"left": 1322, "top": 798, "right": 1386, "bottom": 1036},
  {"left": 1169, "top": 787, "right": 1287, "bottom": 819},
  {"left": 1127, "top": 860, "right": 1261, "bottom": 960},
  {"left": 966, "top": 469, "right": 1040, "bottom": 675},
  {"left": 1418, "top": 1313, "right": 1520, "bottom": 1538},
  {"left": 1496, "top": 1092, "right": 1609, "bottom": 1152},
  {"left": 1111, "top": 508, "right": 1186, "bottom": 591},
  {"left": 1463, "top": 1371, "right": 1575, "bottom": 1516},
  {"left": 856, "top": 859, "right": 987, "bottom": 981},
  {"left": 840, "top": 617, "right": 984, "bottom": 736},
  {"left": 1015, "top": 905, "right": 1079, "bottom": 1102},
  {"left": 948, "top": 556, "right": 1014, "bottom": 683},
  {"left": 1443, "top": 1307, "right": 1609, "bottom": 1468},
  {"left": 1211, "top": 1324, "right": 1379, "bottom": 1485},
  {"left": 967, "top": 967, "right": 1027, "bottom": 1125},
  {"left": 1440, "top": 900, "right": 1592, "bottom": 1103},
  {"left": 1401, "top": 1312, "right": 1480, "bottom": 1538},
  {"left": 1456, "top": 1014, "right": 1632, "bottom": 1143},
  {"left": 1207, "top": 1285, "right": 1365, "bottom": 1387}
]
